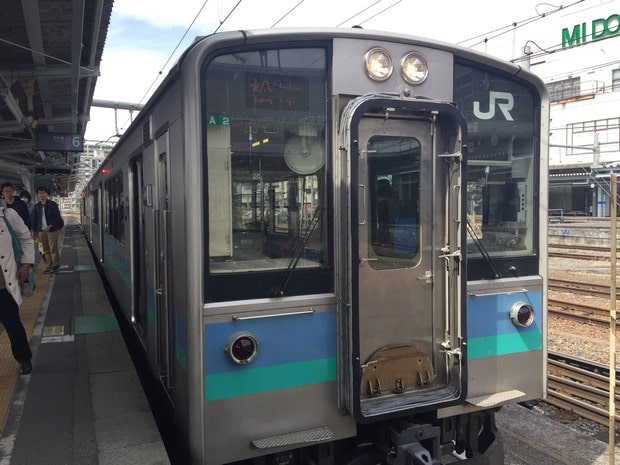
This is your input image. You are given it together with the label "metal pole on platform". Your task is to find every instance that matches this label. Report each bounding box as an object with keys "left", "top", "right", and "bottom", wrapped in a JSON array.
[{"left": 610, "top": 173, "right": 617, "bottom": 465}]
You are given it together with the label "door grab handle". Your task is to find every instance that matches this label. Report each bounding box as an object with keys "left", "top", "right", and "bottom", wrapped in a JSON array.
[
  {"left": 232, "top": 309, "right": 315, "bottom": 321},
  {"left": 358, "top": 184, "right": 366, "bottom": 224},
  {"left": 468, "top": 289, "right": 528, "bottom": 297},
  {"left": 359, "top": 257, "right": 378, "bottom": 267}
]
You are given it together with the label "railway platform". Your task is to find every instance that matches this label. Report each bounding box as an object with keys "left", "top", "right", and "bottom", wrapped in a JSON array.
[{"left": 0, "top": 221, "right": 170, "bottom": 465}]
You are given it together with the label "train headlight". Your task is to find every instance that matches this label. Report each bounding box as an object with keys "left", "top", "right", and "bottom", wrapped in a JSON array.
[
  {"left": 509, "top": 301, "right": 535, "bottom": 328},
  {"left": 400, "top": 52, "right": 428, "bottom": 85},
  {"left": 364, "top": 47, "right": 393, "bottom": 82},
  {"left": 226, "top": 332, "right": 259, "bottom": 364}
]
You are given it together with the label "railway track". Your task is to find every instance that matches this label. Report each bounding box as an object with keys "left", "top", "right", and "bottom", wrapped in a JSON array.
[
  {"left": 548, "top": 278, "right": 618, "bottom": 326},
  {"left": 546, "top": 250, "right": 620, "bottom": 429},
  {"left": 549, "top": 278, "right": 615, "bottom": 298},
  {"left": 549, "top": 243, "right": 616, "bottom": 261},
  {"left": 548, "top": 297, "right": 615, "bottom": 326},
  {"left": 547, "top": 351, "right": 620, "bottom": 430}
]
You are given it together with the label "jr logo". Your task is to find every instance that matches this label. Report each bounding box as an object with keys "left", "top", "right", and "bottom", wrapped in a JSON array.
[{"left": 473, "top": 91, "right": 514, "bottom": 121}]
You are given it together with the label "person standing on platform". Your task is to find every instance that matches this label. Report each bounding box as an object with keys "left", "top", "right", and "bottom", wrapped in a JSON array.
[
  {"left": 19, "top": 190, "right": 34, "bottom": 219},
  {"left": 0, "top": 199, "right": 34, "bottom": 375},
  {"left": 1, "top": 182, "right": 31, "bottom": 231},
  {"left": 32, "top": 186, "right": 64, "bottom": 273}
]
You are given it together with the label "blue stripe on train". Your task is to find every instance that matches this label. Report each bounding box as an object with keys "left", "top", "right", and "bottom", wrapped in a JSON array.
[
  {"left": 205, "top": 311, "right": 336, "bottom": 374},
  {"left": 467, "top": 290, "right": 542, "bottom": 339}
]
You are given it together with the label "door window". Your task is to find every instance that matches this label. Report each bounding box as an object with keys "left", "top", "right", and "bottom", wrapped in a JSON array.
[{"left": 367, "top": 136, "right": 421, "bottom": 270}]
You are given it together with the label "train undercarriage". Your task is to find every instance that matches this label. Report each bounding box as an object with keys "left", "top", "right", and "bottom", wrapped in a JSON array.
[{"left": 241, "top": 410, "right": 503, "bottom": 465}]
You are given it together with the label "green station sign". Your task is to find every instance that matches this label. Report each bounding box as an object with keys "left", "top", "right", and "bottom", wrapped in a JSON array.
[
  {"left": 562, "top": 13, "right": 620, "bottom": 47},
  {"left": 207, "top": 115, "right": 231, "bottom": 126}
]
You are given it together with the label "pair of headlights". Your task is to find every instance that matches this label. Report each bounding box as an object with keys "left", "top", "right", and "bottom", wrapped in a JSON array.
[{"left": 364, "top": 48, "right": 429, "bottom": 85}]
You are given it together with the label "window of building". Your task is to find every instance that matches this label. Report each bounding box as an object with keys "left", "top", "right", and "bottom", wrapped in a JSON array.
[
  {"left": 547, "top": 77, "right": 580, "bottom": 101},
  {"left": 613, "top": 69, "right": 620, "bottom": 92}
]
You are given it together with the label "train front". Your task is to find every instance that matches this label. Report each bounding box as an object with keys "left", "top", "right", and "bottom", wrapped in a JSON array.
[{"left": 191, "top": 29, "right": 547, "bottom": 465}]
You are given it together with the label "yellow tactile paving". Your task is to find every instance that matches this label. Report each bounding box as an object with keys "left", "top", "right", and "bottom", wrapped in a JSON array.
[{"left": 0, "top": 262, "right": 51, "bottom": 427}]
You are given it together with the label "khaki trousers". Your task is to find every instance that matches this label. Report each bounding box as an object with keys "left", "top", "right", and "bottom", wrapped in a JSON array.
[{"left": 39, "top": 229, "right": 61, "bottom": 268}]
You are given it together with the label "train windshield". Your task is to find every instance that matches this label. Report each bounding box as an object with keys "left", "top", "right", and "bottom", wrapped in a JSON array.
[
  {"left": 454, "top": 62, "right": 539, "bottom": 263},
  {"left": 203, "top": 48, "right": 328, "bottom": 275}
]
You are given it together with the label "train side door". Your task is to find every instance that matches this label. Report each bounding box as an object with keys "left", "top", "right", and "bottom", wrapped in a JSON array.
[
  {"left": 98, "top": 183, "right": 104, "bottom": 260},
  {"left": 130, "top": 156, "right": 149, "bottom": 338},
  {"left": 343, "top": 97, "right": 466, "bottom": 421},
  {"left": 154, "top": 132, "right": 174, "bottom": 392}
]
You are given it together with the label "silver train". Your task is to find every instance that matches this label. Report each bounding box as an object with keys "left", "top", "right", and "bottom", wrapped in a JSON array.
[{"left": 81, "top": 28, "right": 549, "bottom": 465}]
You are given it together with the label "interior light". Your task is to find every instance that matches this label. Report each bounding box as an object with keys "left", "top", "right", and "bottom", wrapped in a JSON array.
[
  {"left": 226, "top": 332, "right": 259, "bottom": 364},
  {"left": 401, "top": 52, "right": 429, "bottom": 85},
  {"left": 509, "top": 301, "right": 535, "bottom": 327},
  {"left": 364, "top": 48, "right": 393, "bottom": 82}
]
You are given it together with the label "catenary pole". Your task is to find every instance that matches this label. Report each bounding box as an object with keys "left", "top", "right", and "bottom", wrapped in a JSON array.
[{"left": 609, "top": 173, "right": 617, "bottom": 465}]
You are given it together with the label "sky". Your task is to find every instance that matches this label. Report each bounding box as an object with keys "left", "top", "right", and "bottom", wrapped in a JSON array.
[{"left": 84, "top": 0, "right": 618, "bottom": 142}]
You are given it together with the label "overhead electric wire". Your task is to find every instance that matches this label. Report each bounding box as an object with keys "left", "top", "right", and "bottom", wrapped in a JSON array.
[
  {"left": 213, "top": 0, "right": 243, "bottom": 34},
  {"left": 357, "top": 0, "right": 402, "bottom": 26},
  {"left": 545, "top": 58, "right": 620, "bottom": 79},
  {"left": 457, "top": 0, "right": 585, "bottom": 48},
  {"left": 115, "top": 0, "right": 211, "bottom": 134},
  {"left": 512, "top": 33, "right": 620, "bottom": 66},
  {"left": 136, "top": 0, "right": 210, "bottom": 106},
  {"left": 110, "top": 0, "right": 599, "bottom": 139},
  {"left": 272, "top": 0, "right": 305, "bottom": 27},
  {"left": 336, "top": 0, "right": 383, "bottom": 27}
]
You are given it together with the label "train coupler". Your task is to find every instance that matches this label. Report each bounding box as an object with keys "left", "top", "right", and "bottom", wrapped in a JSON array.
[{"left": 387, "top": 423, "right": 441, "bottom": 465}]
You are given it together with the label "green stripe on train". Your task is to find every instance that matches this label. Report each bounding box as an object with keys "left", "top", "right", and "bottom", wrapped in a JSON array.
[
  {"left": 468, "top": 330, "right": 542, "bottom": 360},
  {"left": 206, "top": 357, "right": 336, "bottom": 401}
]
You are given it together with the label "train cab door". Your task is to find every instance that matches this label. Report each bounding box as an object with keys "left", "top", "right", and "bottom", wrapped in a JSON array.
[
  {"left": 154, "top": 132, "right": 174, "bottom": 393},
  {"left": 341, "top": 96, "right": 467, "bottom": 421}
]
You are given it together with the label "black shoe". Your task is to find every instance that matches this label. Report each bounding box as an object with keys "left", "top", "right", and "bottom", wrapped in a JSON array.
[
  {"left": 52, "top": 265, "right": 60, "bottom": 273},
  {"left": 19, "top": 361, "right": 32, "bottom": 375}
]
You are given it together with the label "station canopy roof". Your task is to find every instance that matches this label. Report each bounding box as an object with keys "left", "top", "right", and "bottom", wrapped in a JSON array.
[{"left": 0, "top": 0, "right": 114, "bottom": 195}]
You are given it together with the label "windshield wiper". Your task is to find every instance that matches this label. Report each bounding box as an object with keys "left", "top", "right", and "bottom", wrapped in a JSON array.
[
  {"left": 271, "top": 207, "right": 322, "bottom": 297},
  {"left": 466, "top": 219, "right": 502, "bottom": 279}
]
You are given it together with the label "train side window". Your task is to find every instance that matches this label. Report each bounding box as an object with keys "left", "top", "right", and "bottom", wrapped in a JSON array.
[{"left": 105, "top": 172, "right": 124, "bottom": 244}]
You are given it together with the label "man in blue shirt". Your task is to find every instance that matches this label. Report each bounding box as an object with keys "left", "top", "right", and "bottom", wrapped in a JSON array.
[{"left": 32, "top": 186, "right": 64, "bottom": 273}]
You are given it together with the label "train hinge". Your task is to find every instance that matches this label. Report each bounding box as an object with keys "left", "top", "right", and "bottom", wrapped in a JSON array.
[
  {"left": 441, "top": 347, "right": 462, "bottom": 363},
  {"left": 439, "top": 247, "right": 461, "bottom": 271},
  {"left": 439, "top": 246, "right": 461, "bottom": 260}
]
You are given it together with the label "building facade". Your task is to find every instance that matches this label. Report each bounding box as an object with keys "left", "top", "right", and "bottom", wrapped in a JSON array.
[
  {"left": 530, "top": 4, "right": 619, "bottom": 217},
  {"left": 465, "top": 1, "right": 620, "bottom": 218}
]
